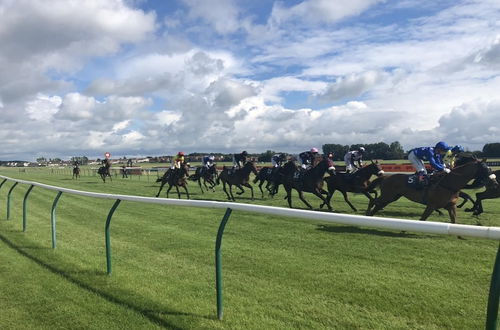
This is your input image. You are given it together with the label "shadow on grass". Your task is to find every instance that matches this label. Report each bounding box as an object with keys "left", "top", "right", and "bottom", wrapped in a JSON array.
[
  {"left": 0, "top": 234, "right": 210, "bottom": 329},
  {"left": 316, "top": 224, "right": 438, "bottom": 239}
]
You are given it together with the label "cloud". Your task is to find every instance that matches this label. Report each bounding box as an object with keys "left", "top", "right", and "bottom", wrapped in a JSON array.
[
  {"left": 182, "top": 0, "right": 241, "bottom": 34},
  {"left": 270, "top": 0, "right": 384, "bottom": 25},
  {"left": 317, "top": 71, "right": 387, "bottom": 102}
]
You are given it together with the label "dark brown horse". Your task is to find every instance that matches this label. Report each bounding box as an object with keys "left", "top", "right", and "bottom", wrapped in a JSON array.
[
  {"left": 216, "top": 161, "right": 258, "bottom": 201},
  {"left": 97, "top": 164, "right": 112, "bottom": 182},
  {"left": 320, "top": 161, "right": 384, "bottom": 212},
  {"left": 463, "top": 169, "right": 499, "bottom": 215},
  {"left": 72, "top": 165, "right": 80, "bottom": 179},
  {"left": 253, "top": 166, "right": 280, "bottom": 198},
  {"left": 155, "top": 163, "right": 190, "bottom": 199},
  {"left": 188, "top": 165, "right": 218, "bottom": 193},
  {"left": 282, "top": 157, "right": 334, "bottom": 211},
  {"left": 366, "top": 159, "right": 497, "bottom": 223}
]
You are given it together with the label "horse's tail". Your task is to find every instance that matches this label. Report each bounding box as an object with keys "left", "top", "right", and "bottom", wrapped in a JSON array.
[
  {"left": 188, "top": 174, "right": 199, "bottom": 181},
  {"left": 366, "top": 176, "right": 385, "bottom": 191},
  {"left": 156, "top": 177, "right": 162, "bottom": 183}
]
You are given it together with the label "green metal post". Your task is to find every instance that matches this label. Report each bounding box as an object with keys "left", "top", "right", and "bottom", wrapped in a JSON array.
[
  {"left": 105, "top": 199, "right": 122, "bottom": 275},
  {"left": 7, "top": 182, "right": 19, "bottom": 220},
  {"left": 22, "top": 185, "right": 35, "bottom": 232},
  {"left": 215, "top": 207, "right": 232, "bottom": 320},
  {"left": 486, "top": 243, "right": 500, "bottom": 329},
  {"left": 51, "top": 191, "right": 63, "bottom": 249}
]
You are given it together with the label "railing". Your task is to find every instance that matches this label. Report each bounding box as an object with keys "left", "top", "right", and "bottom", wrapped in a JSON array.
[{"left": 1, "top": 174, "right": 500, "bottom": 328}]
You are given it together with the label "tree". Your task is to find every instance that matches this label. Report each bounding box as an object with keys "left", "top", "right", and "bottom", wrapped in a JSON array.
[
  {"left": 322, "top": 144, "right": 349, "bottom": 161},
  {"left": 36, "top": 157, "right": 47, "bottom": 164},
  {"left": 258, "top": 150, "right": 274, "bottom": 162},
  {"left": 483, "top": 143, "right": 500, "bottom": 157}
]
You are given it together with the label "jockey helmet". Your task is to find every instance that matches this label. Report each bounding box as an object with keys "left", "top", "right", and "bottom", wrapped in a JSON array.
[
  {"left": 452, "top": 145, "right": 464, "bottom": 153},
  {"left": 310, "top": 147, "right": 319, "bottom": 153},
  {"left": 359, "top": 147, "right": 365, "bottom": 153},
  {"left": 242, "top": 151, "right": 248, "bottom": 156},
  {"left": 435, "top": 141, "right": 449, "bottom": 151},
  {"left": 178, "top": 151, "right": 184, "bottom": 156}
]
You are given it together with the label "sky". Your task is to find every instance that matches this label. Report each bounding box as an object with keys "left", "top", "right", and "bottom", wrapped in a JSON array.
[{"left": 1, "top": 0, "right": 499, "bottom": 161}]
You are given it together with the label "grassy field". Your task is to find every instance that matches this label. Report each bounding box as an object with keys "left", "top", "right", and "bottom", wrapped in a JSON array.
[{"left": 1, "top": 166, "right": 500, "bottom": 329}]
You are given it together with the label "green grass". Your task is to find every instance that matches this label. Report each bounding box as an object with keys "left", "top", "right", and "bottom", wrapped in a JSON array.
[{"left": 0, "top": 166, "right": 499, "bottom": 329}]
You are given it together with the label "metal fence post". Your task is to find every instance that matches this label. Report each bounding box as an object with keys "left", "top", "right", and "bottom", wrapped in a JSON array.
[
  {"left": 51, "top": 191, "right": 63, "bottom": 249},
  {"left": 105, "top": 199, "right": 122, "bottom": 275},
  {"left": 23, "top": 185, "right": 35, "bottom": 232},
  {"left": 486, "top": 243, "right": 500, "bottom": 330},
  {"left": 7, "top": 182, "right": 19, "bottom": 220},
  {"left": 215, "top": 207, "right": 232, "bottom": 320}
]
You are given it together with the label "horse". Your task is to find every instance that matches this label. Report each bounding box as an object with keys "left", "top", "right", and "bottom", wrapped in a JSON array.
[
  {"left": 281, "top": 156, "right": 334, "bottom": 211},
  {"left": 216, "top": 161, "right": 258, "bottom": 201},
  {"left": 320, "top": 161, "right": 385, "bottom": 212},
  {"left": 72, "top": 165, "right": 80, "bottom": 179},
  {"left": 97, "top": 165, "right": 112, "bottom": 183},
  {"left": 462, "top": 169, "right": 500, "bottom": 215},
  {"left": 365, "top": 158, "right": 497, "bottom": 223},
  {"left": 155, "top": 162, "right": 190, "bottom": 199},
  {"left": 188, "top": 165, "right": 218, "bottom": 193},
  {"left": 253, "top": 166, "right": 281, "bottom": 198}
]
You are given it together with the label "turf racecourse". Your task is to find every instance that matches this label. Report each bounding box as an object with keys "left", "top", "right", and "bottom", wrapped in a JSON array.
[{"left": 1, "top": 167, "right": 499, "bottom": 329}]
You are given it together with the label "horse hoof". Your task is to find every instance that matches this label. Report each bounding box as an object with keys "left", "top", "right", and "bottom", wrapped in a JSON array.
[{"left": 464, "top": 208, "right": 473, "bottom": 212}]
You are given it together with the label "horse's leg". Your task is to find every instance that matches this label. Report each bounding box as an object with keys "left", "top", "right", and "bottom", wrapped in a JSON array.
[
  {"left": 284, "top": 185, "right": 293, "bottom": 208},
  {"left": 198, "top": 178, "right": 204, "bottom": 194},
  {"left": 166, "top": 184, "right": 174, "bottom": 198},
  {"left": 367, "top": 194, "right": 401, "bottom": 216},
  {"left": 457, "top": 191, "right": 474, "bottom": 208},
  {"left": 258, "top": 180, "right": 264, "bottom": 198},
  {"left": 445, "top": 203, "right": 457, "bottom": 224},
  {"left": 297, "top": 190, "right": 313, "bottom": 209},
  {"left": 242, "top": 183, "right": 254, "bottom": 200},
  {"left": 156, "top": 181, "right": 166, "bottom": 197},
  {"left": 321, "top": 189, "right": 334, "bottom": 209},
  {"left": 312, "top": 189, "right": 332, "bottom": 211},
  {"left": 183, "top": 184, "right": 190, "bottom": 199},
  {"left": 341, "top": 190, "right": 357, "bottom": 212},
  {"left": 420, "top": 204, "right": 436, "bottom": 221},
  {"left": 222, "top": 182, "right": 231, "bottom": 200},
  {"left": 175, "top": 184, "right": 181, "bottom": 199},
  {"left": 229, "top": 184, "right": 236, "bottom": 201}
]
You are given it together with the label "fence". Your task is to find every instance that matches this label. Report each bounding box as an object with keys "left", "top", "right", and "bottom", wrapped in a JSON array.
[{"left": 1, "top": 174, "right": 500, "bottom": 328}]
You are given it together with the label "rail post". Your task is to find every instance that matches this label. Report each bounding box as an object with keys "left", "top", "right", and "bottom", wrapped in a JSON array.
[
  {"left": 0, "top": 178, "right": 7, "bottom": 214},
  {"left": 6, "top": 182, "right": 19, "bottom": 220},
  {"left": 51, "top": 191, "right": 63, "bottom": 249},
  {"left": 105, "top": 199, "right": 122, "bottom": 275},
  {"left": 486, "top": 243, "right": 500, "bottom": 330},
  {"left": 22, "top": 185, "right": 35, "bottom": 232},
  {"left": 215, "top": 207, "right": 232, "bottom": 320}
]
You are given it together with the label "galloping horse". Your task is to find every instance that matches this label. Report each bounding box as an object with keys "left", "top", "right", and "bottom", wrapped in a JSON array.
[
  {"left": 463, "top": 169, "right": 500, "bottom": 215},
  {"left": 189, "top": 165, "right": 218, "bottom": 193},
  {"left": 320, "top": 161, "right": 384, "bottom": 212},
  {"left": 155, "top": 163, "right": 190, "bottom": 199},
  {"left": 366, "top": 158, "right": 497, "bottom": 223},
  {"left": 282, "top": 157, "right": 334, "bottom": 211},
  {"left": 97, "top": 164, "right": 112, "bottom": 182},
  {"left": 253, "top": 166, "right": 280, "bottom": 198},
  {"left": 72, "top": 165, "right": 80, "bottom": 179},
  {"left": 217, "top": 161, "right": 258, "bottom": 201}
]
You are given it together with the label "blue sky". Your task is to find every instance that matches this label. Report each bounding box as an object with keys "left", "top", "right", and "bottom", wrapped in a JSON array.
[{"left": 0, "top": 0, "right": 499, "bottom": 160}]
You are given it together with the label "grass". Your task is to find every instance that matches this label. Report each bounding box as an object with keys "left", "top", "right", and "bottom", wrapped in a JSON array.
[{"left": 0, "top": 166, "right": 499, "bottom": 329}]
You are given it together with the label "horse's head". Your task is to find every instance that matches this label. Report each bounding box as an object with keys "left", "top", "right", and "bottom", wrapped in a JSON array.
[
  {"left": 181, "top": 162, "right": 190, "bottom": 176},
  {"left": 244, "top": 161, "right": 258, "bottom": 175},
  {"left": 369, "top": 160, "right": 385, "bottom": 177}
]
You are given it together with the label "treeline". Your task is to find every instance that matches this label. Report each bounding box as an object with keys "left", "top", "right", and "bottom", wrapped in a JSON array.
[{"left": 322, "top": 141, "right": 405, "bottom": 161}]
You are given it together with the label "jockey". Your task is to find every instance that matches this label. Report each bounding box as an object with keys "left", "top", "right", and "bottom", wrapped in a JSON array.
[
  {"left": 233, "top": 151, "right": 248, "bottom": 169},
  {"left": 271, "top": 153, "right": 286, "bottom": 168},
  {"left": 171, "top": 151, "right": 185, "bottom": 169},
  {"left": 202, "top": 155, "right": 215, "bottom": 169},
  {"left": 443, "top": 145, "right": 464, "bottom": 169},
  {"left": 299, "top": 148, "right": 319, "bottom": 170},
  {"left": 102, "top": 158, "right": 111, "bottom": 168},
  {"left": 407, "top": 141, "right": 450, "bottom": 184},
  {"left": 344, "top": 147, "right": 365, "bottom": 173}
]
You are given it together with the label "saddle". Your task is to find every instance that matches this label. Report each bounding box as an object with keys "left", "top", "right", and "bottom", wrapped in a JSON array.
[{"left": 407, "top": 173, "right": 443, "bottom": 190}]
